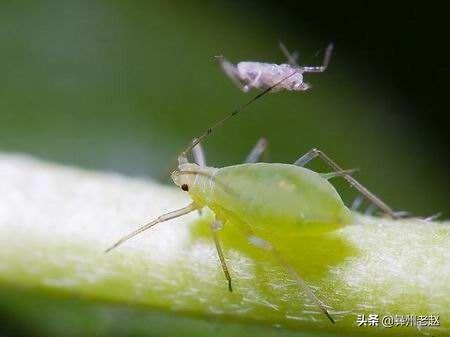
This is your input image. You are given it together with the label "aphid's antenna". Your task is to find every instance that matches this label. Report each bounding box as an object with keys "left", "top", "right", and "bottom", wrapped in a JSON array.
[
  {"left": 105, "top": 169, "right": 236, "bottom": 253},
  {"left": 179, "top": 71, "right": 299, "bottom": 165},
  {"left": 105, "top": 203, "right": 197, "bottom": 253}
]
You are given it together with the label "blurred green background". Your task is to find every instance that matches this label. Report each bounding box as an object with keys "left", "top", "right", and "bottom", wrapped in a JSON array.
[
  {"left": 0, "top": 1, "right": 448, "bottom": 336},
  {"left": 0, "top": 1, "right": 448, "bottom": 216}
]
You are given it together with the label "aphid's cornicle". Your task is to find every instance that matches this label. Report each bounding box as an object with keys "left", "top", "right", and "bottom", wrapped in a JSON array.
[{"left": 106, "top": 42, "right": 400, "bottom": 324}]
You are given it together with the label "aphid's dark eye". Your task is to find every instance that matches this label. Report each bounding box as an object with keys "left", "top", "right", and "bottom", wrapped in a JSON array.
[{"left": 181, "top": 184, "right": 189, "bottom": 192}]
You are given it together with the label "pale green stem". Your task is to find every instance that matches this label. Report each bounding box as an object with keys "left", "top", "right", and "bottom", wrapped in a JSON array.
[{"left": 0, "top": 153, "right": 448, "bottom": 336}]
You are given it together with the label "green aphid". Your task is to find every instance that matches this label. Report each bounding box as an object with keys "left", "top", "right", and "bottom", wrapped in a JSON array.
[{"left": 106, "top": 64, "right": 398, "bottom": 324}]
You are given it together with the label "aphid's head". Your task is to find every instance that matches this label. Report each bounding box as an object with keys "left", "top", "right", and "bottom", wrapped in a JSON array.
[{"left": 171, "top": 163, "right": 201, "bottom": 193}]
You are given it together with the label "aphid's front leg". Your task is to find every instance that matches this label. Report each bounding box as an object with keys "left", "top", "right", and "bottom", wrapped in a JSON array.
[
  {"left": 211, "top": 220, "right": 233, "bottom": 292},
  {"left": 245, "top": 138, "right": 268, "bottom": 163},
  {"left": 215, "top": 55, "right": 249, "bottom": 92},
  {"left": 247, "top": 234, "right": 335, "bottom": 324},
  {"left": 294, "top": 148, "right": 398, "bottom": 218}
]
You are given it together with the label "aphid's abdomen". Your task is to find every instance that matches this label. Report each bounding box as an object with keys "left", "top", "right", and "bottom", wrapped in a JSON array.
[
  {"left": 237, "top": 62, "right": 303, "bottom": 89},
  {"left": 212, "top": 163, "right": 351, "bottom": 233}
]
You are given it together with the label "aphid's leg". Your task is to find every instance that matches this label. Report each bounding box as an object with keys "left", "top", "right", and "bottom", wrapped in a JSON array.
[
  {"left": 105, "top": 203, "right": 198, "bottom": 253},
  {"left": 297, "top": 82, "right": 311, "bottom": 91},
  {"left": 211, "top": 220, "right": 233, "bottom": 292},
  {"left": 393, "top": 210, "right": 410, "bottom": 217},
  {"left": 320, "top": 168, "right": 358, "bottom": 180},
  {"left": 364, "top": 203, "right": 377, "bottom": 216},
  {"left": 178, "top": 152, "right": 188, "bottom": 165},
  {"left": 424, "top": 212, "right": 442, "bottom": 221},
  {"left": 245, "top": 138, "right": 268, "bottom": 163},
  {"left": 192, "top": 138, "right": 206, "bottom": 167},
  {"left": 351, "top": 195, "right": 364, "bottom": 211},
  {"left": 191, "top": 139, "right": 206, "bottom": 216},
  {"left": 299, "top": 43, "right": 334, "bottom": 73},
  {"left": 248, "top": 70, "right": 263, "bottom": 88},
  {"left": 215, "top": 55, "right": 249, "bottom": 92},
  {"left": 294, "top": 148, "right": 398, "bottom": 218},
  {"left": 279, "top": 41, "right": 299, "bottom": 66},
  {"left": 242, "top": 84, "right": 251, "bottom": 93},
  {"left": 247, "top": 234, "right": 335, "bottom": 324},
  {"left": 300, "top": 67, "right": 327, "bottom": 73}
]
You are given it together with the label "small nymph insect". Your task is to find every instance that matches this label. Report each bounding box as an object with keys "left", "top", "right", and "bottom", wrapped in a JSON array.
[
  {"left": 106, "top": 51, "right": 399, "bottom": 323},
  {"left": 216, "top": 42, "right": 333, "bottom": 92}
]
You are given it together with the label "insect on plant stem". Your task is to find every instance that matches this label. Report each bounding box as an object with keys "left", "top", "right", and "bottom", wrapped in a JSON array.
[{"left": 108, "top": 43, "right": 401, "bottom": 325}]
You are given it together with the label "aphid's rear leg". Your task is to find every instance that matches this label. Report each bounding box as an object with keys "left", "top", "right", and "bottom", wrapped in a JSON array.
[
  {"left": 300, "top": 43, "right": 334, "bottom": 73},
  {"left": 294, "top": 148, "right": 398, "bottom": 218},
  {"left": 247, "top": 234, "right": 335, "bottom": 324},
  {"left": 211, "top": 220, "right": 233, "bottom": 292},
  {"left": 245, "top": 138, "right": 268, "bottom": 163},
  {"left": 215, "top": 55, "right": 249, "bottom": 92},
  {"left": 105, "top": 203, "right": 198, "bottom": 253},
  {"left": 279, "top": 41, "right": 300, "bottom": 66}
]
